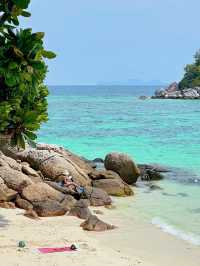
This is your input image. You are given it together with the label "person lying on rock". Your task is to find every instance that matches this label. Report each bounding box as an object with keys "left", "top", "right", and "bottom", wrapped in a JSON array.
[{"left": 58, "top": 175, "right": 85, "bottom": 200}]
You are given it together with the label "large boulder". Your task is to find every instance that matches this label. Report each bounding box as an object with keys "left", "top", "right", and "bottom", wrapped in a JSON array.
[
  {"left": 166, "top": 82, "right": 179, "bottom": 92},
  {"left": 84, "top": 187, "right": 112, "bottom": 206},
  {"left": 0, "top": 151, "right": 21, "bottom": 171},
  {"left": 33, "top": 200, "right": 66, "bottom": 217},
  {"left": 92, "top": 179, "right": 133, "bottom": 197},
  {"left": 0, "top": 166, "right": 33, "bottom": 192},
  {"left": 68, "top": 199, "right": 91, "bottom": 219},
  {"left": 0, "top": 152, "right": 33, "bottom": 192},
  {"left": 37, "top": 144, "right": 94, "bottom": 175},
  {"left": 104, "top": 152, "right": 140, "bottom": 184},
  {"left": 80, "top": 215, "right": 116, "bottom": 231},
  {"left": 22, "top": 183, "right": 65, "bottom": 203},
  {"left": 10, "top": 148, "right": 91, "bottom": 186}
]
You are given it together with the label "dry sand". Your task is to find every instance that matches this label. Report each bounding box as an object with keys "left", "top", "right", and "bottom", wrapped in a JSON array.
[{"left": 0, "top": 198, "right": 199, "bottom": 266}]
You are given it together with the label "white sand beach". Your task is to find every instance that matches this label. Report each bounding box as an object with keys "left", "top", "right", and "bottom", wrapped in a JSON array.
[{"left": 0, "top": 197, "right": 199, "bottom": 266}]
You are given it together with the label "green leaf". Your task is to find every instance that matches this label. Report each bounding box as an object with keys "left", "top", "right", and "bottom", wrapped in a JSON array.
[
  {"left": 33, "top": 32, "right": 45, "bottom": 40},
  {"left": 8, "top": 62, "right": 18, "bottom": 70},
  {"left": 13, "top": 0, "right": 31, "bottom": 9},
  {"left": 21, "top": 11, "right": 31, "bottom": 17},
  {"left": 23, "top": 72, "right": 32, "bottom": 81},
  {"left": 12, "top": 18, "right": 19, "bottom": 26},
  {"left": 23, "top": 133, "right": 37, "bottom": 147},
  {"left": 16, "top": 133, "right": 26, "bottom": 150},
  {"left": 42, "top": 50, "right": 56, "bottom": 59},
  {"left": 24, "top": 130, "right": 37, "bottom": 140}
]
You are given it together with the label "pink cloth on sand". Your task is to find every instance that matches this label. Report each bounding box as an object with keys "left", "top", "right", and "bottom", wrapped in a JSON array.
[{"left": 38, "top": 246, "right": 75, "bottom": 254}]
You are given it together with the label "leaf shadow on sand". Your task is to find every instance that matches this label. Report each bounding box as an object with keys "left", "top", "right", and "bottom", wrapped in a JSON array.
[{"left": 0, "top": 215, "right": 9, "bottom": 228}]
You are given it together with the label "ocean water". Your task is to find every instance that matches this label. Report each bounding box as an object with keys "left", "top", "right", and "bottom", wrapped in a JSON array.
[{"left": 38, "top": 85, "right": 200, "bottom": 244}]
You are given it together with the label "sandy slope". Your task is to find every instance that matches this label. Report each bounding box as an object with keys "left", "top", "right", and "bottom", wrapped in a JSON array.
[
  {"left": 0, "top": 208, "right": 150, "bottom": 266},
  {"left": 0, "top": 199, "right": 199, "bottom": 266}
]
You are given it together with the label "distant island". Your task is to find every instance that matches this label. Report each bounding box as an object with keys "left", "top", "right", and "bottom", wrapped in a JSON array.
[
  {"left": 150, "top": 49, "right": 200, "bottom": 99},
  {"left": 98, "top": 79, "right": 167, "bottom": 86}
]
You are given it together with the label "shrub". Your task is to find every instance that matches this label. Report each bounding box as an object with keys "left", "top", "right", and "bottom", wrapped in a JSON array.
[
  {"left": 0, "top": 0, "right": 56, "bottom": 148},
  {"left": 179, "top": 49, "right": 200, "bottom": 89}
]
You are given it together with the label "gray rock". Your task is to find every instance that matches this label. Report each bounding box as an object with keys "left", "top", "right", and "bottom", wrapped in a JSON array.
[
  {"left": 80, "top": 215, "right": 116, "bottom": 231},
  {"left": 68, "top": 199, "right": 91, "bottom": 219},
  {"left": 33, "top": 200, "right": 67, "bottom": 217},
  {"left": 182, "top": 88, "right": 199, "bottom": 99},
  {"left": 166, "top": 82, "right": 179, "bottom": 92},
  {"left": 84, "top": 186, "right": 112, "bottom": 206},
  {"left": 104, "top": 152, "right": 140, "bottom": 184},
  {"left": 92, "top": 179, "right": 133, "bottom": 197}
]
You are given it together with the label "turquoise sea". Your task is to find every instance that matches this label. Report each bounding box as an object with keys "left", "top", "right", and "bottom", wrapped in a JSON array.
[{"left": 38, "top": 85, "right": 200, "bottom": 245}]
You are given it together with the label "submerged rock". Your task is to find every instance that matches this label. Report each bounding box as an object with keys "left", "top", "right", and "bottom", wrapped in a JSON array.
[
  {"left": 104, "top": 152, "right": 140, "bottom": 184},
  {"left": 139, "top": 96, "right": 150, "bottom": 100},
  {"left": 93, "top": 158, "right": 104, "bottom": 163},
  {"left": 138, "top": 164, "right": 167, "bottom": 181}
]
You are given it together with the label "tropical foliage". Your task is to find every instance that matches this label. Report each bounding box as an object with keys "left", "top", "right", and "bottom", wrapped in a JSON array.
[
  {"left": 0, "top": 0, "right": 56, "bottom": 149},
  {"left": 179, "top": 49, "right": 200, "bottom": 89}
]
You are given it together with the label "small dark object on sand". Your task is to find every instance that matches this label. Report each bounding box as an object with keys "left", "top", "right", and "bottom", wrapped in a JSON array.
[
  {"left": 70, "top": 244, "right": 77, "bottom": 250},
  {"left": 18, "top": 241, "right": 26, "bottom": 248}
]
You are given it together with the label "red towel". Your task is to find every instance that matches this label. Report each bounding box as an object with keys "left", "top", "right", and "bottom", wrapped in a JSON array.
[{"left": 38, "top": 246, "right": 76, "bottom": 254}]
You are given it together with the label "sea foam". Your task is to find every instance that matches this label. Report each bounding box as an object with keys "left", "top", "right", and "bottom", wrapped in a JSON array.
[{"left": 152, "top": 217, "right": 200, "bottom": 246}]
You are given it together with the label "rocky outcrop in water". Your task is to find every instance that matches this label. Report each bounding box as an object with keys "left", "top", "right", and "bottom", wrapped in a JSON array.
[
  {"left": 152, "top": 82, "right": 200, "bottom": 99},
  {"left": 138, "top": 164, "right": 169, "bottom": 181}
]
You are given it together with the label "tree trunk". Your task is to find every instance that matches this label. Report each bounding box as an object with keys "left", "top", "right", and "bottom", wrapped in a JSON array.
[{"left": 0, "top": 133, "right": 12, "bottom": 154}]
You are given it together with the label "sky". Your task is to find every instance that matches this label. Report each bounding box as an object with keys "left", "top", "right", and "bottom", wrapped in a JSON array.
[{"left": 21, "top": 0, "right": 200, "bottom": 85}]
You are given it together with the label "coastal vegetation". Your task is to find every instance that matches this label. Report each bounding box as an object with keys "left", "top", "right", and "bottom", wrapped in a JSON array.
[
  {"left": 151, "top": 49, "right": 200, "bottom": 99},
  {"left": 0, "top": 0, "right": 56, "bottom": 148},
  {"left": 179, "top": 49, "right": 200, "bottom": 89}
]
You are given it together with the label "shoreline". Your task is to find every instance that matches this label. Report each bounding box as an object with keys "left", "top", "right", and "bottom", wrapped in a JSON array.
[
  {"left": 0, "top": 145, "right": 200, "bottom": 265},
  {"left": 0, "top": 196, "right": 200, "bottom": 266}
]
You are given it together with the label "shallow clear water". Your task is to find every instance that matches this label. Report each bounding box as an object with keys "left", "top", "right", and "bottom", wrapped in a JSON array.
[{"left": 38, "top": 85, "right": 200, "bottom": 244}]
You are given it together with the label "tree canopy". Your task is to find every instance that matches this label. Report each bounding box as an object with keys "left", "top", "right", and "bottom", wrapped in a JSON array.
[
  {"left": 0, "top": 0, "right": 56, "bottom": 148},
  {"left": 179, "top": 49, "right": 200, "bottom": 89}
]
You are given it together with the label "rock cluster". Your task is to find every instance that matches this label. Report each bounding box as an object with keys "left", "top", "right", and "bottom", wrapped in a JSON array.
[
  {"left": 152, "top": 82, "right": 200, "bottom": 99},
  {"left": 0, "top": 145, "right": 140, "bottom": 231}
]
